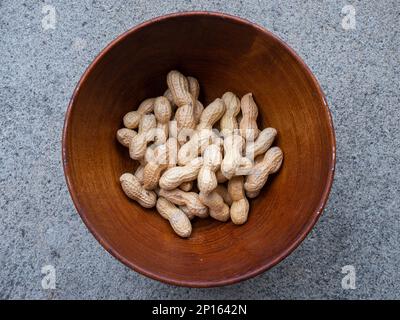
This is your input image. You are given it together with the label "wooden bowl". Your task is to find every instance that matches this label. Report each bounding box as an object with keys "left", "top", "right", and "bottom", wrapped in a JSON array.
[{"left": 62, "top": 12, "right": 335, "bottom": 287}]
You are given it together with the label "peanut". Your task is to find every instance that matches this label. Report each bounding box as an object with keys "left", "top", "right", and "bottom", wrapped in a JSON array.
[
  {"left": 197, "top": 144, "right": 222, "bottom": 194},
  {"left": 240, "top": 93, "right": 259, "bottom": 141},
  {"left": 116, "top": 128, "right": 137, "bottom": 147},
  {"left": 129, "top": 114, "right": 157, "bottom": 160},
  {"left": 179, "top": 181, "right": 193, "bottom": 192},
  {"left": 143, "top": 143, "right": 169, "bottom": 190},
  {"left": 228, "top": 176, "right": 249, "bottom": 225},
  {"left": 167, "top": 70, "right": 196, "bottom": 138},
  {"left": 138, "top": 113, "right": 156, "bottom": 133},
  {"left": 187, "top": 76, "right": 200, "bottom": 100},
  {"left": 123, "top": 98, "right": 155, "bottom": 129},
  {"left": 245, "top": 147, "right": 283, "bottom": 198},
  {"left": 199, "top": 191, "right": 230, "bottom": 222},
  {"left": 159, "top": 158, "right": 203, "bottom": 190},
  {"left": 143, "top": 137, "right": 178, "bottom": 189},
  {"left": 245, "top": 127, "right": 277, "bottom": 159},
  {"left": 221, "top": 134, "right": 252, "bottom": 179},
  {"left": 220, "top": 92, "right": 240, "bottom": 136},
  {"left": 159, "top": 189, "right": 208, "bottom": 218},
  {"left": 177, "top": 129, "right": 222, "bottom": 166},
  {"left": 163, "top": 89, "right": 175, "bottom": 108},
  {"left": 214, "top": 184, "right": 232, "bottom": 206},
  {"left": 120, "top": 173, "right": 157, "bottom": 208},
  {"left": 196, "top": 98, "right": 226, "bottom": 131},
  {"left": 154, "top": 96, "right": 172, "bottom": 144},
  {"left": 156, "top": 197, "right": 192, "bottom": 238},
  {"left": 187, "top": 76, "right": 204, "bottom": 123},
  {"left": 175, "top": 103, "right": 196, "bottom": 144},
  {"left": 165, "top": 136, "right": 178, "bottom": 167},
  {"left": 194, "top": 100, "right": 204, "bottom": 124},
  {"left": 167, "top": 70, "right": 192, "bottom": 107}
]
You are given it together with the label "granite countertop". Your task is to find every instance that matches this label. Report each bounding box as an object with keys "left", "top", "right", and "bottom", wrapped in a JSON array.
[{"left": 0, "top": 0, "right": 399, "bottom": 299}]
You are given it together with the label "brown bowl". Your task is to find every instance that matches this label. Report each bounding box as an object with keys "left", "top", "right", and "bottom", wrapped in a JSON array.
[{"left": 62, "top": 12, "right": 335, "bottom": 287}]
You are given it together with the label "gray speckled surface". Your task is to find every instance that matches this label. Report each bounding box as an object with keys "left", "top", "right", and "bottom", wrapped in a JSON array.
[{"left": 0, "top": 0, "right": 399, "bottom": 299}]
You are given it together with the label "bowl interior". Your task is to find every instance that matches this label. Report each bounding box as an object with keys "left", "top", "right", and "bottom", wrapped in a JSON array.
[{"left": 63, "top": 12, "right": 335, "bottom": 287}]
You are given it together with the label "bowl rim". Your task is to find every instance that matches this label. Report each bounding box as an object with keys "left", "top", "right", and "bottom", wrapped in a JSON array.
[{"left": 62, "top": 10, "right": 336, "bottom": 288}]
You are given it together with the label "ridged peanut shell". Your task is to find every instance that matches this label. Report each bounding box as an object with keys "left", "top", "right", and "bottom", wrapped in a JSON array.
[
  {"left": 159, "top": 189, "right": 208, "bottom": 218},
  {"left": 116, "top": 128, "right": 137, "bottom": 147},
  {"left": 239, "top": 93, "right": 259, "bottom": 141},
  {"left": 244, "top": 146, "right": 283, "bottom": 197},
  {"left": 166, "top": 70, "right": 192, "bottom": 107},
  {"left": 220, "top": 92, "right": 240, "bottom": 136},
  {"left": 120, "top": 173, "right": 157, "bottom": 208},
  {"left": 246, "top": 127, "right": 277, "bottom": 159},
  {"left": 123, "top": 98, "right": 155, "bottom": 129},
  {"left": 228, "top": 176, "right": 249, "bottom": 225},
  {"left": 156, "top": 197, "right": 192, "bottom": 238},
  {"left": 159, "top": 158, "right": 203, "bottom": 190},
  {"left": 199, "top": 191, "right": 230, "bottom": 222},
  {"left": 197, "top": 144, "right": 222, "bottom": 194},
  {"left": 197, "top": 98, "right": 226, "bottom": 130}
]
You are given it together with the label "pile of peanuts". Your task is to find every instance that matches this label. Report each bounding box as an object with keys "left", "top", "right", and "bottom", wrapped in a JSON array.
[{"left": 117, "top": 70, "right": 283, "bottom": 238}]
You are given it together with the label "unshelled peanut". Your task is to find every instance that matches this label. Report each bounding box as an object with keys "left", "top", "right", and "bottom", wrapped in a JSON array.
[
  {"left": 199, "top": 190, "right": 230, "bottom": 222},
  {"left": 134, "top": 164, "right": 145, "bottom": 185},
  {"left": 159, "top": 158, "right": 203, "bottom": 190},
  {"left": 240, "top": 93, "right": 259, "bottom": 141},
  {"left": 221, "top": 134, "right": 252, "bottom": 179},
  {"left": 214, "top": 184, "right": 232, "bottom": 206},
  {"left": 167, "top": 70, "right": 196, "bottom": 138},
  {"left": 123, "top": 98, "right": 155, "bottom": 129},
  {"left": 197, "top": 144, "right": 222, "bottom": 194},
  {"left": 179, "top": 181, "right": 193, "bottom": 192},
  {"left": 159, "top": 189, "right": 208, "bottom": 218},
  {"left": 187, "top": 76, "right": 204, "bottom": 123},
  {"left": 220, "top": 92, "right": 240, "bottom": 136},
  {"left": 196, "top": 98, "right": 226, "bottom": 131},
  {"left": 129, "top": 114, "right": 157, "bottom": 160},
  {"left": 154, "top": 96, "right": 172, "bottom": 144},
  {"left": 245, "top": 147, "right": 283, "bottom": 198},
  {"left": 120, "top": 173, "right": 157, "bottom": 208},
  {"left": 177, "top": 129, "right": 222, "bottom": 165},
  {"left": 116, "top": 128, "right": 137, "bottom": 147},
  {"left": 228, "top": 176, "right": 249, "bottom": 225},
  {"left": 245, "top": 127, "right": 277, "bottom": 159},
  {"left": 143, "top": 143, "right": 169, "bottom": 190},
  {"left": 156, "top": 197, "right": 192, "bottom": 238}
]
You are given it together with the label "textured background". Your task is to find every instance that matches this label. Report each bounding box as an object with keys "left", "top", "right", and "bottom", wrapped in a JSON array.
[{"left": 0, "top": 0, "right": 399, "bottom": 299}]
